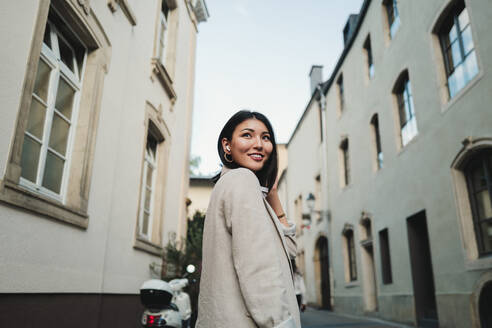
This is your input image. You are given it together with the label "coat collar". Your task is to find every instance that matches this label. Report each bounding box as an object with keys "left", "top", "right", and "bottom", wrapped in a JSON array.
[{"left": 220, "top": 166, "right": 269, "bottom": 196}]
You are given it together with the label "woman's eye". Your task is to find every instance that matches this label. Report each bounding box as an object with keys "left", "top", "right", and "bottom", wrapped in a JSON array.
[
  {"left": 263, "top": 135, "right": 271, "bottom": 141},
  {"left": 242, "top": 133, "right": 251, "bottom": 138}
]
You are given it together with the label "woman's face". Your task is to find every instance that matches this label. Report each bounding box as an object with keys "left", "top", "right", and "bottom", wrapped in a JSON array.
[{"left": 223, "top": 118, "right": 273, "bottom": 172}]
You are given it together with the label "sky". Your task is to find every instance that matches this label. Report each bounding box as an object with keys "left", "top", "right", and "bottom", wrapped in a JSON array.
[{"left": 191, "top": 0, "right": 364, "bottom": 176}]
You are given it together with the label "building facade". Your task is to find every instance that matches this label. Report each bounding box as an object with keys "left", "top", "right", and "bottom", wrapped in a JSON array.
[
  {"left": 0, "top": 0, "right": 208, "bottom": 326},
  {"left": 282, "top": 0, "right": 492, "bottom": 327}
]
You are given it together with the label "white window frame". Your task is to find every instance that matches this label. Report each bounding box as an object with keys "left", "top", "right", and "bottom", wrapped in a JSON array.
[
  {"left": 138, "top": 138, "right": 158, "bottom": 240},
  {"left": 157, "top": 8, "right": 169, "bottom": 66},
  {"left": 439, "top": 5, "right": 478, "bottom": 99},
  {"left": 19, "top": 18, "right": 86, "bottom": 202},
  {"left": 386, "top": 0, "right": 400, "bottom": 39},
  {"left": 397, "top": 80, "right": 418, "bottom": 147}
]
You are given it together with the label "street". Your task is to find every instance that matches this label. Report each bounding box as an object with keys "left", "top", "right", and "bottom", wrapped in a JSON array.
[{"left": 300, "top": 308, "right": 411, "bottom": 328}]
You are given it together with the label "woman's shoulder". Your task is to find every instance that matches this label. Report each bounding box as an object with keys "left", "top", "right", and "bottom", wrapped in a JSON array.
[{"left": 215, "top": 167, "right": 260, "bottom": 192}]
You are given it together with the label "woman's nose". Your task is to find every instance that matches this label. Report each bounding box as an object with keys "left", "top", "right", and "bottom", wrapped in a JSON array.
[{"left": 253, "top": 136, "right": 263, "bottom": 149}]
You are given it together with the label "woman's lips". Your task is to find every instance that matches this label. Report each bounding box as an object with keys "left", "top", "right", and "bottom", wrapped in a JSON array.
[{"left": 249, "top": 154, "right": 264, "bottom": 161}]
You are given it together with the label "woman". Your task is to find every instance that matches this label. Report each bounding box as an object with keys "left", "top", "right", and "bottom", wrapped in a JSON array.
[{"left": 196, "top": 110, "right": 300, "bottom": 328}]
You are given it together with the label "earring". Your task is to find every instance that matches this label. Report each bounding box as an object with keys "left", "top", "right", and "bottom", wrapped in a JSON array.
[
  {"left": 224, "top": 152, "right": 233, "bottom": 163},
  {"left": 226, "top": 146, "right": 231, "bottom": 151}
]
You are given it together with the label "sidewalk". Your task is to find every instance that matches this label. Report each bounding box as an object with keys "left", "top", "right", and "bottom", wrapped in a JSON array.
[{"left": 300, "top": 307, "right": 412, "bottom": 328}]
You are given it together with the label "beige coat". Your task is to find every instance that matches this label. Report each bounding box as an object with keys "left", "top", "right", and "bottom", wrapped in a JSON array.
[{"left": 196, "top": 167, "right": 300, "bottom": 328}]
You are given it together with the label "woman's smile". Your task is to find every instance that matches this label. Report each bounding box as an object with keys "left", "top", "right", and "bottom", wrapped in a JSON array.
[{"left": 248, "top": 153, "right": 264, "bottom": 161}]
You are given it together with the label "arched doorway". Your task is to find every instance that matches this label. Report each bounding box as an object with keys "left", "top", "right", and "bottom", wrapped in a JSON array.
[
  {"left": 479, "top": 281, "right": 492, "bottom": 327},
  {"left": 314, "top": 236, "right": 331, "bottom": 310}
]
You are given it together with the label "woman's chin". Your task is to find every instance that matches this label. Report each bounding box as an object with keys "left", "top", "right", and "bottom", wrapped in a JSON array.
[{"left": 241, "top": 162, "right": 264, "bottom": 172}]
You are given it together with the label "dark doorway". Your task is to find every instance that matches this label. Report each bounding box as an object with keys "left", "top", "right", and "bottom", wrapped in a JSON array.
[
  {"left": 407, "top": 210, "right": 439, "bottom": 327},
  {"left": 479, "top": 282, "right": 492, "bottom": 327},
  {"left": 316, "top": 237, "right": 331, "bottom": 310}
]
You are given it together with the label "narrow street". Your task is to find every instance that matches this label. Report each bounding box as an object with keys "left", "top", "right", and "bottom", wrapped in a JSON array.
[{"left": 300, "top": 308, "right": 411, "bottom": 328}]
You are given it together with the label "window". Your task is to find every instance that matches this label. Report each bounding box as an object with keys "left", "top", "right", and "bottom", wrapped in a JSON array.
[
  {"left": 362, "top": 218, "right": 372, "bottom": 240},
  {"left": 158, "top": 1, "right": 170, "bottom": 66},
  {"left": 370, "top": 114, "right": 383, "bottom": 170},
  {"left": 438, "top": 1, "right": 478, "bottom": 98},
  {"left": 394, "top": 73, "right": 418, "bottom": 147},
  {"left": 344, "top": 228, "right": 357, "bottom": 282},
  {"left": 151, "top": 0, "right": 177, "bottom": 102},
  {"left": 340, "top": 138, "right": 350, "bottom": 186},
  {"left": 364, "top": 36, "right": 374, "bottom": 79},
  {"left": 337, "top": 75, "right": 344, "bottom": 113},
  {"left": 20, "top": 12, "right": 86, "bottom": 199},
  {"left": 138, "top": 134, "right": 158, "bottom": 240},
  {"left": 315, "top": 175, "right": 321, "bottom": 222},
  {"left": 0, "top": 1, "right": 110, "bottom": 228},
  {"left": 384, "top": 0, "right": 400, "bottom": 39},
  {"left": 134, "top": 103, "right": 172, "bottom": 254},
  {"left": 379, "top": 228, "right": 393, "bottom": 284},
  {"left": 465, "top": 151, "right": 492, "bottom": 256}
]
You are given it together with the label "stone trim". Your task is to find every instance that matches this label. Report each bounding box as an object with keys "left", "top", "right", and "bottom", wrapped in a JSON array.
[
  {"left": 450, "top": 137, "right": 492, "bottom": 270},
  {"left": 151, "top": 58, "right": 177, "bottom": 104},
  {"left": 134, "top": 237, "right": 163, "bottom": 257},
  {"left": 2, "top": 0, "right": 111, "bottom": 229},
  {"left": 0, "top": 179, "right": 88, "bottom": 228},
  {"left": 470, "top": 271, "right": 492, "bottom": 328},
  {"left": 133, "top": 102, "right": 172, "bottom": 253},
  {"left": 107, "top": 0, "right": 137, "bottom": 26}
]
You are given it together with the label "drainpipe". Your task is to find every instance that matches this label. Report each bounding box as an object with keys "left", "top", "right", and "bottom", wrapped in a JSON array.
[
  {"left": 316, "top": 84, "right": 334, "bottom": 308},
  {"left": 316, "top": 84, "right": 329, "bottom": 222}
]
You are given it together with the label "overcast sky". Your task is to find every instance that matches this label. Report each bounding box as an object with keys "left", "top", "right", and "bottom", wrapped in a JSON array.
[{"left": 191, "top": 0, "right": 364, "bottom": 176}]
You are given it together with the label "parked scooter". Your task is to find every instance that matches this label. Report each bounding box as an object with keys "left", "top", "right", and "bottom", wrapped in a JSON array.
[
  {"left": 169, "top": 278, "right": 191, "bottom": 328},
  {"left": 139, "top": 265, "right": 196, "bottom": 328}
]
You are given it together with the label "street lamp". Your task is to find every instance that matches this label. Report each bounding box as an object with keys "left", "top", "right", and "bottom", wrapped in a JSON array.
[
  {"left": 303, "top": 192, "right": 330, "bottom": 228},
  {"left": 306, "top": 192, "right": 316, "bottom": 212},
  {"left": 301, "top": 193, "right": 316, "bottom": 228}
]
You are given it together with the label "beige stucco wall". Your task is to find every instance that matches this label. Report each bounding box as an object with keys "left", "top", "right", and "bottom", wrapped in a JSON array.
[
  {"left": 283, "top": 97, "right": 329, "bottom": 305},
  {"left": 285, "top": 0, "right": 492, "bottom": 325},
  {"left": 0, "top": 0, "right": 204, "bottom": 295},
  {"left": 187, "top": 178, "right": 214, "bottom": 218}
]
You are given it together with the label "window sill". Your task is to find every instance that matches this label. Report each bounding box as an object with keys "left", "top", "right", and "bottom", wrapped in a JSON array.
[
  {"left": 464, "top": 254, "right": 492, "bottom": 271},
  {"left": 440, "top": 70, "right": 484, "bottom": 115},
  {"left": 0, "top": 179, "right": 88, "bottom": 229},
  {"left": 396, "top": 134, "right": 420, "bottom": 157},
  {"left": 151, "top": 58, "right": 177, "bottom": 104},
  {"left": 340, "top": 183, "right": 352, "bottom": 192},
  {"left": 344, "top": 281, "right": 359, "bottom": 288},
  {"left": 134, "top": 236, "right": 163, "bottom": 257},
  {"left": 107, "top": 0, "right": 137, "bottom": 26}
]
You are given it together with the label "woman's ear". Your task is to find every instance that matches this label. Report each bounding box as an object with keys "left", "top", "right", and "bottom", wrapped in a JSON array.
[{"left": 221, "top": 138, "right": 231, "bottom": 153}]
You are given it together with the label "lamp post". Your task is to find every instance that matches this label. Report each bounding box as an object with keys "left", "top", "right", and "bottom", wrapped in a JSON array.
[
  {"left": 303, "top": 192, "right": 330, "bottom": 229},
  {"left": 301, "top": 193, "right": 316, "bottom": 228}
]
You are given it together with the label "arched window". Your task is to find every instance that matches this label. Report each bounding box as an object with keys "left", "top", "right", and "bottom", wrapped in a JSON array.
[
  {"left": 342, "top": 226, "right": 357, "bottom": 282},
  {"left": 436, "top": 0, "right": 478, "bottom": 99},
  {"left": 392, "top": 70, "right": 418, "bottom": 147},
  {"left": 363, "top": 35, "right": 374, "bottom": 79},
  {"left": 464, "top": 150, "right": 492, "bottom": 256},
  {"left": 383, "top": 0, "right": 400, "bottom": 39},
  {"left": 339, "top": 137, "right": 350, "bottom": 187},
  {"left": 370, "top": 114, "right": 383, "bottom": 170}
]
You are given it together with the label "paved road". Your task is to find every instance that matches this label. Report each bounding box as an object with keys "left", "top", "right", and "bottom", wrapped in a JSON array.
[{"left": 300, "top": 308, "right": 410, "bottom": 328}]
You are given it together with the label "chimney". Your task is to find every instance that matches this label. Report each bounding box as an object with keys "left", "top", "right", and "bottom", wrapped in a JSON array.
[
  {"left": 309, "top": 65, "right": 323, "bottom": 96},
  {"left": 343, "top": 14, "right": 359, "bottom": 46}
]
